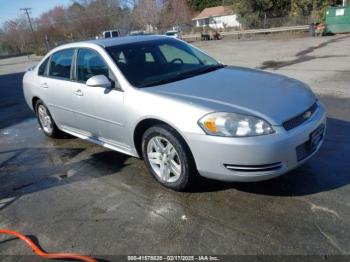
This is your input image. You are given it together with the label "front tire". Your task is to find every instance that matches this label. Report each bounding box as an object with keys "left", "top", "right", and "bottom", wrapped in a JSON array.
[
  {"left": 142, "top": 125, "right": 195, "bottom": 191},
  {"left": 35, "top": 99, "right": 63, "bottom": 138}
]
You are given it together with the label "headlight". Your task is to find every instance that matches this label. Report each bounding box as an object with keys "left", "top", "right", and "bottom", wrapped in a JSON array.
[{"left": 198, "top": 112, "right": 275, "bottom": 137}]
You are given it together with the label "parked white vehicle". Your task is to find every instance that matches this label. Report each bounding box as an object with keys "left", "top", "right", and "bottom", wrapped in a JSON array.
[
  {"left": 165, "top": 30, "right": 180, "bottom": 39},
  {"left": 102, "top": 30, "right": 120, "bottom": 38}
]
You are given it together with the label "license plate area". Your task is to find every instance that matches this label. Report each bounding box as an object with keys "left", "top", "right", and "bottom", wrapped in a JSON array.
[
  {"left": 309, "top": 124, "right": 325, "bottom": 152},
  {"left": 296, "top": 124, "right": 325, "bottom": 162}
]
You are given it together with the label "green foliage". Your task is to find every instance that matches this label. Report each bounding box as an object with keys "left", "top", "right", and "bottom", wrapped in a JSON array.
[
  {"left": 291, "top": 0, "right": 343, "bottom": 20},
  {"left": 225, "top": 0, "right": 291, "bottom": 28},
  {"left": 187, "top": 0, "right": 223, "bottom": 11},
  {"left": 188, "top": 0, "right": 345, "bottom": 27},
  {"left": 34, "top": 47, "right": 47, "bottom": 56}
]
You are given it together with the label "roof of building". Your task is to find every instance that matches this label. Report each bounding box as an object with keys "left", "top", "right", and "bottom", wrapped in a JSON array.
[{"left": 193, "top": 6, "right": 234, "bottom": 20}]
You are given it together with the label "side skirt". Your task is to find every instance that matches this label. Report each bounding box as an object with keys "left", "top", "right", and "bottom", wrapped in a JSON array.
[{"left": 60, "top": 126, "right": 139, "bottom": 158}]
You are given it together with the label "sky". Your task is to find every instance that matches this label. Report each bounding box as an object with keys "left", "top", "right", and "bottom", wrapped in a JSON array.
[{"left": 0, "top": 0, "right": 72, "bottom": 24}]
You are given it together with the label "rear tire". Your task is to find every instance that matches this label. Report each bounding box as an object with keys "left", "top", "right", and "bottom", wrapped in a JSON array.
[
  {"left": 142, "top": 124, "right": 196, "bottom": 191},
  {"left": 35, "top": 99, "right": 63, "bottom": 138}
]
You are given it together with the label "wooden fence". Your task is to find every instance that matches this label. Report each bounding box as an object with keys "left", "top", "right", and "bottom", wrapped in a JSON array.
[{"left": 181, "top": 25, "right": 310, "bottom": 42}]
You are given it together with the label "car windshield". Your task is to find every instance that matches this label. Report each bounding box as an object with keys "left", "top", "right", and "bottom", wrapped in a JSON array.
[
  {"left": 166, "top": 32, "right": 176, "bottom": 36},
  {"left": 105, "top": 39, "right": 223, "bottom": 87}
]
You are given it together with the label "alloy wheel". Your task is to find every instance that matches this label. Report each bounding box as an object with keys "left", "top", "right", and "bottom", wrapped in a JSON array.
[
  {"left": 147, "top": 136, "right": 182, "bottom": 183},
  {"left": 37, "top": 105, "right": 53, "bottom": 134}
]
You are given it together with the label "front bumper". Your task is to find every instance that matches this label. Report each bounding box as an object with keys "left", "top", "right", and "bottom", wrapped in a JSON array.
[{"left": 184, "top": 103, "right": 327, "bottom": 182}]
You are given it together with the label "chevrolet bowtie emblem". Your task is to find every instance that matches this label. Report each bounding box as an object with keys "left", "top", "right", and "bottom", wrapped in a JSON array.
[{"left": 303, "top": 111, "right": 312, "bottom": 119}]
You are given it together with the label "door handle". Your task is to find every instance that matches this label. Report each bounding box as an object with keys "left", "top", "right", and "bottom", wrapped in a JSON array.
[
  {"left": 73, "top": 89, "right": 84, "bottom": 96},
  {"left": 41, "top": 83, "right": 49, "bottom": 88}
]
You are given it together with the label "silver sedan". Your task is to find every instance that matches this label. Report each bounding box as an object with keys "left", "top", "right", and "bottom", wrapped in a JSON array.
[{"left": 23, "top": 35, "right": 326, "bottom": 191}]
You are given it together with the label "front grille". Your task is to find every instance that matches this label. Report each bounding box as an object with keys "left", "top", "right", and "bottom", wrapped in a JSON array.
[
  {"left": 224, "top": 162, "right": 283, "bottom": 173},
  {"left": 283, "top": 102, "right": 318, "bottom": 131}
]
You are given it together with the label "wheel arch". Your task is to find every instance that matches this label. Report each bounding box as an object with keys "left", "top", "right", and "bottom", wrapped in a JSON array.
[
  {"left": 32, "top": 96, "right": 42, "bottom": 112},
  {"left": 133, "top": 118, "right": 197, "bottom": 168}
]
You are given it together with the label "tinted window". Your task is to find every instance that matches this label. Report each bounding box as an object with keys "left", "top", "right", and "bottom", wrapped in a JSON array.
[
  {"left": 49, "top": 49, "right": 74, "bottom": 79},
  {"left": 145, "top": 52, "right": 155, "bottom": 62},
  {"left": 159, "top": 44, "right": 199, "bottom": 64},
  {"left": 106, "top": 39, "right": 219, "bottom": 87},
  {"left": 116, "top": 52, "right": 126, "bottom": 64},
  {"left": 104, "top": 32, "right": 111, "bottom": 38},
  {"left": 76, "top": 49, "right": 109, "bottom": 82},
  {"left": 38, "top": 58, "right": 49, "bottom": 76},
  {"left": 111, "top": 31, "right": 119, "bottom": 37}
]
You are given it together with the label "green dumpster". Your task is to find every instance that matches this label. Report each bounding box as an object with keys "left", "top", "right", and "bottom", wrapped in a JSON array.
[{"left": 325, "top": 6, "right": 350, "bottom": 34}]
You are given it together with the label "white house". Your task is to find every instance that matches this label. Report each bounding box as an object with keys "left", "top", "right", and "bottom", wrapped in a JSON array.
[{"left": 192, "top": 6, "right": 240, "bottom": 29}]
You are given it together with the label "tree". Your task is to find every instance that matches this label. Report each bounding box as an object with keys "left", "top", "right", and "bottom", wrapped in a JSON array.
[
  {"left": 225, "top": 0, "right": 291, "bottom": 28},
  {"left": 223, "top": 0, "right": 343, "bottom": 28},
  {"left": 36, "top": 6, "right": 68, "bottom": 46},
  {"left": 1, "top": 17, "right": 31, "bottom": 54},
  {"left": 132, "top": 0, "right": 161, "bottom": 31},
  {"left": 1, "top": 0, "right": 346, "bottom": 56},
  {"left": 64, "top": 0, "right": 129, "bottom": 39},
  {"left": 160, "top": 0, "right": 193, "bottom": 29},
  {"left": 290, "top": 0, "right": 343, "bottom": 20},
  {"left": 187, "top": 0, "right": 223, "bottom": 11}
]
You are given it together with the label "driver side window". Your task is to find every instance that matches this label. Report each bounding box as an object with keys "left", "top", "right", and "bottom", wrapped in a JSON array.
[{"left": 76, "top": 49, "right": 110, "bottom": 82}]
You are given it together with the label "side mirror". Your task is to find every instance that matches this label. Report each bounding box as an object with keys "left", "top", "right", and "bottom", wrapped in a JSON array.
[{"left": 86, "top": 75, "right": 112, "bottom": 89}]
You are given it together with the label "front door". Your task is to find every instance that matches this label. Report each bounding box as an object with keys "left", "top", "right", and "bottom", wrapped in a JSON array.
[{"left": 71, "top": 48, "right": 128, "bottom": 149}]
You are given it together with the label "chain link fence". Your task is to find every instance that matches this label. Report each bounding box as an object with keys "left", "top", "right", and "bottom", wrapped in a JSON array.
[{"left": 240, "top": 16, "right": 314, "bottom": 30}]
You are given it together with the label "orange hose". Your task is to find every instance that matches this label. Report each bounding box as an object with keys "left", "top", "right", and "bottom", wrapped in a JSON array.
[{"left": 0, "top": 229, "right": 97, "bottom": 262}]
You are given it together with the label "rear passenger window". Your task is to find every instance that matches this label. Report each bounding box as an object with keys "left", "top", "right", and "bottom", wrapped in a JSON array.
[
  {"left": 76, "top": 49, "right": 109, "bottom": 82},
  {"left": 38, "top": 58, "right": 49, "bottom": 76},
  {"left": 49, "top": 49, "right": 74, "bottom": 80}
]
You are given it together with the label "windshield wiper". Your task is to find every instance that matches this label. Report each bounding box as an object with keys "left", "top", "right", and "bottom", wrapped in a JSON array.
[
  {"left": 139, "top": 77, "right": 180, "bottom": 88},
  {"left": 195, "top": 64, "right": 226, "bottom": 75},
  {"left": 139, "top": 64, "right": 226, "bottom": 88}
]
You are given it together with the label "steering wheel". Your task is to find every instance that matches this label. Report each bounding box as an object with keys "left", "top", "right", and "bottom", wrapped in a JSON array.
[{"left": 170, "top": 58, "right": 184, "bottom": 64}]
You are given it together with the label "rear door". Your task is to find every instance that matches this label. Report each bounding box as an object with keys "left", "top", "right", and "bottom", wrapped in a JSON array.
[
  {"left": 44, "top": 49, "right": 77, "bottom": 129},
  {"left": 36, "top": 57, "right": 52, "bottom": 109}
]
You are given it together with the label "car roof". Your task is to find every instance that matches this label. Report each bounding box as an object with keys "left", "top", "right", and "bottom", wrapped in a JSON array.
[
  {"left": 45, "top": 35, "right": 176, "bottom": 57},
  {"left": 75, "top": 35, "right": 168, "bottom": 48}
]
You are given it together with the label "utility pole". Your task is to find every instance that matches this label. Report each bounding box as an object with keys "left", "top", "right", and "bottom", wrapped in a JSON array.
[
  {"left": 20, "top": 7, "right": 37, "bottom": 54},
  {"left": 20, "top": 8, "right": 34, "bottom": 33}
]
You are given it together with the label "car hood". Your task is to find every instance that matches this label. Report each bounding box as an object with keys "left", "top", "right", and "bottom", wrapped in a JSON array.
[{"left": 144, "top": 66, "right": 316, "bottom": 125}]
